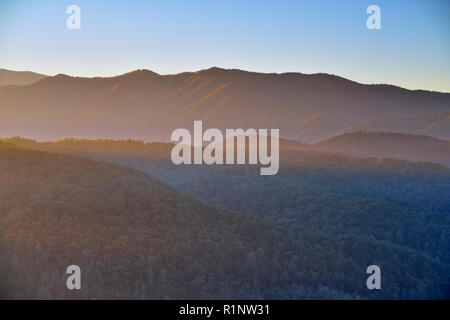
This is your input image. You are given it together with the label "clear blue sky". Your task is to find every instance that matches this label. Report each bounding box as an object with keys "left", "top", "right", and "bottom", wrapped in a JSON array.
[{"left": 0, "top": 0, "right": 449, "bottom": 92}]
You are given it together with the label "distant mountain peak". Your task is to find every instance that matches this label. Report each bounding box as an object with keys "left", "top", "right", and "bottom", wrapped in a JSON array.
[
  {"left": 198, "top": 66, "right": 244, "bottom": 74},
  {"left": 196, "top": 66, "right": 267, "bottom": 77},
  {"left": 121, "top": 69, "right": 160, "bottom": 79},
  {"left": 54, "top": 73, "right": 71, "bottom": 78}
]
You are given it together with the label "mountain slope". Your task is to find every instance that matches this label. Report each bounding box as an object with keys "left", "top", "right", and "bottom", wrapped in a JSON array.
[
  {"left": 0, "top": 67, "right": 449, "bottom": 142},
  {"left": 343, "top": 111, "right": 450, "bottom": 140},
  {"left": 4, "top": 138, "right": 450, "bottom": 260},
  {"left": 0, "top": 141, "right": 379, "bottom": 299},
  {"left": 1, "top": 141, "right": 449, "bottom": 299},
  {"left": 314, "top": 131, "right": 450, "bottom": 166},
  {"left": 0, "top": 69, "right": 47, "bottom": 87},
  {"left": 0, "top": 141, "right": 315, "bottom": 299}
]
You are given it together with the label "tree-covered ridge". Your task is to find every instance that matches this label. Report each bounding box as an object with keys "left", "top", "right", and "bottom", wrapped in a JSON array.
[
  {"left": 0, "top": 140, "right": 449, "bottom": 299},
  {"left": 344, "top": 111, "right": 450, "bottom": 140},
  {"left": 314, "top": 131, "right": 450, "bottom": 166},
  {"left": 4, "top": 129, "right": 450, "bottom": 167},
  {"left": 0, "top": 137, "right": 172, "bottom": 158}
]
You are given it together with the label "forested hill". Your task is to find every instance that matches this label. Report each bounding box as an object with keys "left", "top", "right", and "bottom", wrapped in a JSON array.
[
  {"left": 343, "top": 111, "right": 450, "bottom": 140},
  {"left": 314, "top": 131, "right": 450, "bottom": 166},
  {"left": 3, "top": 130, "right": 450, "bottom": 168},
  {"left": 1, "top": 141, "right": 309, "bottom": 299},
  {"left": 1, "top": 141, "right": 449, "bottom": 299}
]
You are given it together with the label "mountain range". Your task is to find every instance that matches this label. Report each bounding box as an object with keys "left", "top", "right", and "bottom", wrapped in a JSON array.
[
  {"left": 1, "top": 68, "right": 449, "bottom": 300},
  {"left": 0, "top": 67, "right": 448, "bottom": 143}
]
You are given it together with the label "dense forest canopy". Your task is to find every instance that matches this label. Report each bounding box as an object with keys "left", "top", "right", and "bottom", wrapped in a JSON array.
[{"left": 0, "top": 139, "right": 449, "bottom": 299}]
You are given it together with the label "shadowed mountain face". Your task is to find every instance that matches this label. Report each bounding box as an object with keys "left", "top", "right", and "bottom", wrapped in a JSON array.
[
  {"left": 0, "top": 67, "right": 449, "bottom": 143},
  {"left": 343, "top": 111, "right": 450, "bottom": 140},
  {"left": 0, "top": 69, "right": 47, "bottom": 87}
]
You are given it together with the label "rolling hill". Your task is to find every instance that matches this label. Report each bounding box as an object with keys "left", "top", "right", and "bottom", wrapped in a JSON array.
[
  {"left": 0, "top": 67, "right": 449, "bottom": 143},
  {"left": 314, "top": 131, "right": 450, "bottom": 166},
  {"left": 343, "top": 111, "right": 450, "bottom": 140}
]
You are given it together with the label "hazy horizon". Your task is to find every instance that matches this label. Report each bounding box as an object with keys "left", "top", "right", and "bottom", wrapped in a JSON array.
[
  {"left": 2, "top": 66, "right": 450, "bottom": 94},
  {"left": 1, "top": 0, "right": 449, "bottom": 92}
]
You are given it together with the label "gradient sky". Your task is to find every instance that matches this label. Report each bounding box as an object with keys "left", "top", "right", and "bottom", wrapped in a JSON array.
[{"left": 0, "top": 0, "right": 449, "bottom": 92}]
